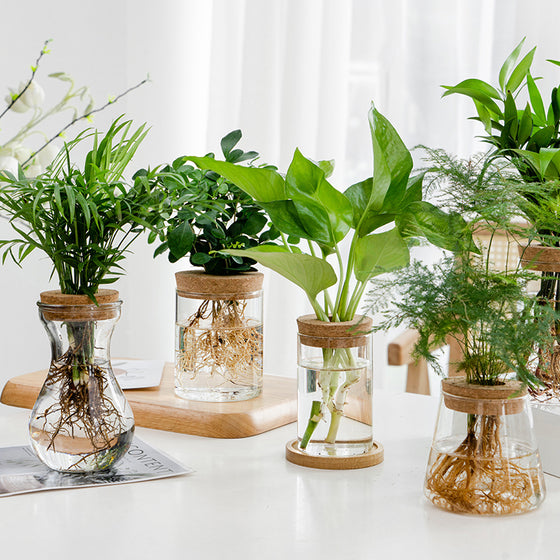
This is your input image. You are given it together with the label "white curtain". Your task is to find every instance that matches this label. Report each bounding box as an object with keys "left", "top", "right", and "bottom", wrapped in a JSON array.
[{"left": 1, "top": 0, "right": 559, "bottom": 391}]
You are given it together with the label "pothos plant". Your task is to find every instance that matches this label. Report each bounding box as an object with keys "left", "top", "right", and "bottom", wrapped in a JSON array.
[
  {"left": 141, "top": 130, "right": 280, "bottom": 390},
  {"left": 368, "top": 150, "right": 559, "bottom": 514},
  {"left": 186, "top": 105, "right": 466, "bottom": 448},
  {"left": 443, "top": 38, "right": 560, "bottom": 394},
  {"left": 0, "top": 116, "right": 161, "bottom": 468}
]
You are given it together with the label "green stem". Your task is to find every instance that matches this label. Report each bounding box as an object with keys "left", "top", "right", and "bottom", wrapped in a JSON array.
[
  {"left": 300, "top": 400, "right": 322, "bottom": 449},
  {"left": 335, "top": 233, "right": 358, "bottom": 320}
]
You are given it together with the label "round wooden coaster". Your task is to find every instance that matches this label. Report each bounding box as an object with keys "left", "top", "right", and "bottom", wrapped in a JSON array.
[{"left": 285, "top": 439, "right": 384, "bottom": 470}]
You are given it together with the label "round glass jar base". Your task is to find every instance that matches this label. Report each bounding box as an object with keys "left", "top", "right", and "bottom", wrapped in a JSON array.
[
  {"left": 301, "top": 439, "right": 374, "bottom": 458},
  {"left": 174, "top": 385, "right": 262, "bottom": 402}
]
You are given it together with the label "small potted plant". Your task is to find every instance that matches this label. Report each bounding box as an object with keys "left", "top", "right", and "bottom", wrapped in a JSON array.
[
  {"left": 369, "top": 151, "right": 557, "bottom": 514},
  {"left": 186, "top": 105, "right": 465, "bottom": 468},
  {"left": 0, "top": 116, "right": 160, "bottom": 472},
  {"left": 142, "top": 130, "right": 280, "bottom": 402},
  {"left": 443, "top": 38, "right": 560, "bottom": 398}
]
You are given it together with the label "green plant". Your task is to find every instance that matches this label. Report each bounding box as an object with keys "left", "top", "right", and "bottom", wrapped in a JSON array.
[
  {"left": 443, "top": 38, "right": 560, "bottom": 394},
  {"left": 368, "top": 150, "right": 558, "bottom": 514},
  {"left": 0, "top": 116, "right": 160, "bottom": 468},
  {"left": 0, "top": 115, "right": 158, "bottom": 299},
  {"left": 186, "top": 105, "right": 465, "bottom": 448},
  {"left": 143, "top": 129, "right": 279, "bottom": 273},
  {"left": 1, "top": 39, "right": 147, "bottom": 175}
]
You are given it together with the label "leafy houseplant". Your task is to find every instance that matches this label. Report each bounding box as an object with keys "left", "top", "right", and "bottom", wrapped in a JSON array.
[
  {"left": 369, "top": 151, "right": 556, "bottom": 514},
  {"left": 143, "top": 130, "right": 280, "bottom": 401},
  {"left": 442, "top": 38, "right": 560, "bottom": 396},
  {"left": 186, "top": 105, "right": 465, "bottom": 461},
  {"left": 0, "top": 116, "right": 160, "bottom": 472}
]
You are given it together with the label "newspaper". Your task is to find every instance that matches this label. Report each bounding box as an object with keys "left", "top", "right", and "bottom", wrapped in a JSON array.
[{"left": 0, "top": 438, "right": 192, "bottom": 497}]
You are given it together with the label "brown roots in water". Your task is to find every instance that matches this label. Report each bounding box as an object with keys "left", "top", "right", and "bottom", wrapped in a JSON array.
[
  {"left": 530, "top": 325, "right": 560, "bottom": 401},
  {"left": 425, "top": 415, "right": 542, "bottom": 515},
  {"left": 37, "top": 350, "right": 126, "bottom": 470},
  {"left": 177, "top": 299, "right": 262, "bottom": 386}
]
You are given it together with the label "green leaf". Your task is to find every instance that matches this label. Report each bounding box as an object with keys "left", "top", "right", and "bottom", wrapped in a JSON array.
[
  {"left": 187, "top": 156, "right": 285, "bottom": 202},
  {"left": 220, "top": 130, "right": 242, "bottom": 158},
  {"left": 547, "top": 59, "right": 560, "bottom": 68},
  {"left": 441, "top": 87, "right": 503, "bottom": 118},
  {"left": 527, "top": 73, "right": 546, "bottom": 123},
  {"left": 224, "top": 246, "right": 337, "bottom": 300},
  {"left": 517, "top": 104, "right": 533, "bottom": 145},
  {"left": 354, "top": 228, "right": 410, "bottom": 282},
  {"left": 505, "top": 46, "right": 536, "bottom": 93},
  {"left": 168, "top": 221, "right": 195, "bottom": 260},
  {"left": 190, "top": 252, "right": 212, "bottom": 265},
  {"left": 442, "top": 79, "right": 501, "bottom": 99},
  {"left": 473, "top": 99, "right": 493, "bottom": 134},
  {"left": 401, "top": 173, "right": 425, "bottom": 206},
  {"left": 317, "top": 159, "right": 335, "bottom": 178},
  {"left": 395, "top": 202, "right": 470, "bottom": 252},
  {"left": 285, "top": 148, "right": 353, "bottom": 245},
  {"left": 499, "top": 37, "right": 526, "bottom": 91}
]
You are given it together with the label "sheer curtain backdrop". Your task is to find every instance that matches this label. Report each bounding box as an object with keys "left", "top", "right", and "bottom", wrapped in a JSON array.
[{"left": 0, "top": 0, "right": 558, "bottom": 392}]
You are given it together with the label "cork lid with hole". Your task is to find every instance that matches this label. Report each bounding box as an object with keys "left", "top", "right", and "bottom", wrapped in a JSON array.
[
  {"left": 38, "top": 289, "right": 121, "bottom": 321},
  {"left": 442, "top": 377, "right": 526, "bottom": 415},
  {"left": 297, "top": 314, "right": 373, "bottom": 348},
  {"left": 519, "top": 244, "right": 560, "bottom": 272},
  {"left": 175, "top": 270, "right": 263, "bottom": 299}
]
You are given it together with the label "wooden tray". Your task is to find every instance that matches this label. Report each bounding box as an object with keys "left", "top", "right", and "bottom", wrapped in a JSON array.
[{"left": 0, "top": 362, "right": 297, "bottom": 439}]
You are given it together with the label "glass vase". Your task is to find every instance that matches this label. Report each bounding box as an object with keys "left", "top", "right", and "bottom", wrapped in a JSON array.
[
  {"left": 294, "top": 314, "right": 374, "bottom": 458},
  {"left": 425, "top": 377, "right": 545, "bottom": 515},
  {"left": 29, "top": 290, "right": 134, "bottom": 472},
  {"left": 175, "top": 271, "right": 263, "bottom": 402}
]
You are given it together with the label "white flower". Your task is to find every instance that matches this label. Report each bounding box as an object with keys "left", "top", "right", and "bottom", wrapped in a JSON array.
[
  {"left": 37, "top": 143, "right": 60, "bottom": 168},
  {"left": 24, "top": 164, "right": 42, "bottom": 178},
  {"left": 5, "top": 89, "right": 29, "bottom": 113},
  {"left": 19, "top": 81, "right": 45, "bottom": 108},
  {"left": 13, "top": 144, "right": 32, "bottom": 164},
  {"left": 0, "top": 156, "right": 19, "bottom": 176}
]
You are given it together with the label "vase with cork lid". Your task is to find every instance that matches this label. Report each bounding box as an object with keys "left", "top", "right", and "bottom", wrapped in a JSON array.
[
  {"left": 174, "top": 270, "right": 264, "bottom": 402},
  {"left": 30, "top": 289, "right": 135, "bottom": 472}
]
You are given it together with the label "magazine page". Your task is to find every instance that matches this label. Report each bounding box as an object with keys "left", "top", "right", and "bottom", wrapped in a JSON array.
[{"left": 0, "top": 438, "right": 192, "bottom": 497}]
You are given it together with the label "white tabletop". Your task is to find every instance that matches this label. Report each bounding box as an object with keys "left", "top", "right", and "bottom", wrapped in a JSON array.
[{"left": 0, "top": 391, "right": 558, "bottom": 560}]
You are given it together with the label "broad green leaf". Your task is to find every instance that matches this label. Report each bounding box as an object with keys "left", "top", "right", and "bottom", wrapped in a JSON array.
[
  {"left": 528, "top": 125, "right": 554, "bottom": 150},
  {"left": 512, "top": 149, "right": 545, "bottom": 180},
  {"left": 286, "top": 149, "right": 352, "bottom": 245},
  {"left": 396, "top": 202, "right": 470, "bottom": 252},
  {"left": 344, "top": 177, "right": 372, "bottom": 228},
  {"left": 401, "top": 173, "right": 425, "bottom": 206},
  {"left": 527, "top": 73, "right": 546, "bottom": 123},
  {"left": 190, "top": 252, "right": 212, "bottom": 265},
  {"left": 168, "top": 220, "right": 195, "bottom": 260},
  {"left": 499, "top": 37, "right": 526, "bottom": 91},
  {"left": 547, "top": 59, "right": 560, "bottom": 68},
  {"left": 354, "top": 228, "right": 409, "bottom": 282},
  {"left": 473, "top": 99, "right": 493, "bottom": 134},
  {"left": 187, "top": 156, "right": 285, "bottom": 202},
  {"left": 317, "top": 159, "right": 335, "bottom": 178},
  {"left": 505, "top": 46, "right": 536, "bottom": 93},
  {"left": 224, "top": 246, "right": 337, "bottom": 299},
  {"left": 517, "top": 104, "right": 533, "bottom": 145},
  {"left": 442, "top": 79, "right": 501, "bottom": 99},
  {"left": 220, "top": 130, "right": 242, "bottom": 158},
  {"left": 367, "top": 106, "right": 413, "bottom": 219},
  {"left": 441, "top": 87, "right": 503, "bottom": 118}
]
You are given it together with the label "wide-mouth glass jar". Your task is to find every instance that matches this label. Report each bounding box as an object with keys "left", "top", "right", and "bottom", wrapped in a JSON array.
[{"left": 175, "top": 271, "right": 263, "bottom": 402}]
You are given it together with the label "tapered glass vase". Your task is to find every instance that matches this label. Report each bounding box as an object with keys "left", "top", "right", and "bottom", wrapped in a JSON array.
[{"left": 29, "top": 290, "right": 134, "bottom": 472}]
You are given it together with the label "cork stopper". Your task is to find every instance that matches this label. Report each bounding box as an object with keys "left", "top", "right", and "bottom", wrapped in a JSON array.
[
  {"left": 38, "top": 289, "right": 121, "bottom": 321},
  {"left": 297, "top": 314, "right": 373, "bottom": 348},
  {"left": 519, "top": 244, "right": 560, "bottom": 273},
  {"left": 175, "top": 270, "right": 263, "bottom": 300},
  {"left": 442, "top": 377, "right": 527, "bottom": 416}
]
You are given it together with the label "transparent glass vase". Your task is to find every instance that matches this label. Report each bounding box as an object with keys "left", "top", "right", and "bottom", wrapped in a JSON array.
[
  {"left": 29, "top": 290, "right": 134, "bottom": 473},
  {"left": 295, "top": 314, "right": 374, "bottom": 457},
  {"left": 425, "top": 377, "right": 545, "bottom": 515},
  {"left": 175, "top": 271, "right": 263, "bottom": 402}
]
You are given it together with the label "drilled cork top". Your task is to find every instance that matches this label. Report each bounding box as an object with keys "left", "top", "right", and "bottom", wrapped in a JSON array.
[
  {"left": 297, "top": 314, "right": 373, "bottom": 348},
  {"left": 442, "top": 377, "right": 526, "bottom": 400},
  {"left": 39, "top": 289, "right": 120, "bottom": 305},
  {"left": 175, "top": 270, "right": 263, "bottom": 298}
]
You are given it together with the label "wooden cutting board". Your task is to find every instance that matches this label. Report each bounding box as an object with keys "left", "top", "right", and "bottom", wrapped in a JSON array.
[{"left": 0, "top": 362, "right": 297, "bottom": 439}]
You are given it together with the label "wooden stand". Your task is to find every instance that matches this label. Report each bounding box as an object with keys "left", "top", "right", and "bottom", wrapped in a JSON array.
[
  {"left": 1, "top": 362, "right": 297, "bottom": 439},
  {"left": 285, "top": 439, "right": 384, "bottom": 470}
]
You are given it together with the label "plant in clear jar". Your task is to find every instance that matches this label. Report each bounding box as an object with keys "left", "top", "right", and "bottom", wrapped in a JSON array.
[
  {"left": 0, "top": 116, "right": 161, "bottom": 471},
  {"left": 443, "top": 38, "right": 560, "bottom": 398},
  {"left": 368, "top": 151, "right": 559, "bottom": 513},
  {"left": 142, "top": 130, "right": 280, "bottom": 400},
  {"left": 185, "top": 105, "right": 465, "bottom": 457}
]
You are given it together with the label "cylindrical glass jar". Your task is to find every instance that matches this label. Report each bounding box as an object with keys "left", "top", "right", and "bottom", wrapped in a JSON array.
[
  {"left": 425, "top": 377, "right": 545, "bottom": 515},
  {"left": 175, "top": 271, "right": 263, "bottom": 402},
  {"left": 30, "top": 290, "right": 134, "bottom": 472},
  {"left": 296, "top": 314, "right": 373, "bottom": 457}
]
